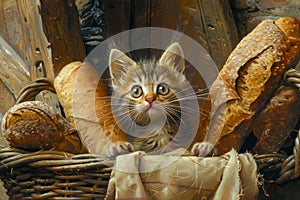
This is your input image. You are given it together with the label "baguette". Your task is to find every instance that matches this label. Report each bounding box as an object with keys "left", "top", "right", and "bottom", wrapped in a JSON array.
[
  {"left": 52, "top": 61, "right": 82, "bottom": 125},
  {"left": 54, "top": 62, "right": 130, "bottom": 156},
  {"left": 195, "top": 17, "right": 300, "bottom": 155},
  {"left": 252, "top": 86, "right": 300, "bottom": 154}
]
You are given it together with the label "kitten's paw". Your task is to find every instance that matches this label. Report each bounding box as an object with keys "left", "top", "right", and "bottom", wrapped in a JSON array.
[
  {"left": 191, "top": 142, "right": 214, "bottom": 157},
  {"left": 106, "top": 142, "right": 134, "bottom": 157}
]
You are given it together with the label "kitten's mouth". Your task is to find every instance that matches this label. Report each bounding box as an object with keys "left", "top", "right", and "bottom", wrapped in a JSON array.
[
  {"left": 145, "top": 105, "right": 153, "bottom": 112},
  {"left": 145, "top": 104, "right": 159, "bottom": 113}
]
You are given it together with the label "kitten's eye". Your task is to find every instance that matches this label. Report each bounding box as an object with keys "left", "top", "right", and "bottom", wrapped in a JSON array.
[
  {"left": 131, "top": 86, "right": 143, "bottom": 98},
  {"left": 157, "top": 83, "right": 170, "bottom": 95}
]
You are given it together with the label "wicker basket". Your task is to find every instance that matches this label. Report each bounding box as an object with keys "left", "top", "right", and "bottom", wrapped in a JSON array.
[
  {"left": 0, "top": 148, "right": 113, "bottom": 199},
  {"left": 0, "top": 69, "right": 300, "bottom": 199}
]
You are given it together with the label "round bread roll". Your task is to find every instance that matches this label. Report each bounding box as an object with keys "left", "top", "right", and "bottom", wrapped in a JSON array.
[
  {"left": 2, "top": 101, "right": 62, "bottom": 130},
  {"left": 5, "top": 120, "right": 64, "bottom": 151},
  {"left": 1, "top": 101, "right": 87, "bottom": 153}
]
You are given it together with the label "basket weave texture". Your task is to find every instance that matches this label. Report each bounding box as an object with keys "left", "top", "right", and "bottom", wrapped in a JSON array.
[{"left": 0, "top": 148, "right": 113, "bottom": 199}]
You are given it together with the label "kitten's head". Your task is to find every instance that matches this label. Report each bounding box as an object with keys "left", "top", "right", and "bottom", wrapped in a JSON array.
[{"left": 109, "top": 43, "right": 189, "bottom": 138}]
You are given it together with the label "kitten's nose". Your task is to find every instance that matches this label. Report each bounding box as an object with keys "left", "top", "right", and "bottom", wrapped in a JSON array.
[{"left": 145, "top": 96, "right": 156, "bottom": 105}]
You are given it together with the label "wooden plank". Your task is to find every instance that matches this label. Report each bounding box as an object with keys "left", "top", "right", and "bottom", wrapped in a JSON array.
[
  {"left": 0, "top": 79, "right": 15, "bottom": 118},
  {"left": 39, "top": 0, "right": 86, "bottom": 76},
  {"left": 151, "top": 0, "right": 182, "bottom": 30},
  {"left": 100, "top": 0, "right": 239, "bottom": 70},
  {"left": 0, "top": 0, "right": 24, "bottom": 59},
  {"left": 180, "top": 0, "right": 240, "bottom": 70},
  {"left": 0, "top": 0, "right": 86, "bottom": 116},
  {"left": 0, "top": 35, "right": 30, "bottom": 98},
  {"left": 231, "top": 0, "right": 300, "bottom": 37},
  {"left": 0, "top": 0, "right": 86, "bottom": 80},
  {"left": 102, "top": 0, "right": 131, "bottom": 36},
  {"left": 0, "top": 0, "right": 55, "bottom": 80}
]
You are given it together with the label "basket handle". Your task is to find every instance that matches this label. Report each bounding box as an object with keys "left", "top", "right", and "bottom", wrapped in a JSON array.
[
  {"left": 16, "top": 78, "right": 56, "bottom": 104},
  {"left": 277, "top": 69, "right": 300, "bottom": 182},
  {"left": 15, "top": 78, "right": 63, "bottom": 116}
]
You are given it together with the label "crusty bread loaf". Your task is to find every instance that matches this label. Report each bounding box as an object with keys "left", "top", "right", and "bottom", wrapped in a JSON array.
[
  {"left": 275, "top": 17, "right": 300, "bottom": 39},
  {"left": 197, "top": 17, "right": 300, "bottom": 155},
  {"left": 54, "top": 61, "right": 129, "bottom": 155},
  {"left": 1, "top": 101, "right": 86, "bottom": 153},
  {"left": 2, "top": 101, "right": 65, "bottom": 130},
  {"left": 252, "top": 86, "right": 300, "bottom": 154},
  {"left": 5, "top": 120, "right": 64, "bottom": 151},
  {"left": 52, "top": 61, "right": 82, "bottom": 124}
]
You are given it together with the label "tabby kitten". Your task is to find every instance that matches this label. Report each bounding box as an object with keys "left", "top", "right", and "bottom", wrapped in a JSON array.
[{"left": 109, "top": 43, "right": 199, "bottom": 154}]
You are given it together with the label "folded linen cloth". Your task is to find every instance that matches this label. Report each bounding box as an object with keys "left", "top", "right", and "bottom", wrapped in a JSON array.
[{"left": 105, "top": 149, "right": 258, "bottom": 200}]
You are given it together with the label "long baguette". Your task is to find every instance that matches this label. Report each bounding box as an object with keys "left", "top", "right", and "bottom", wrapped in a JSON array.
[
  {"left": 196, "top": 17, "right": 300, "bottom": 155},
  {"left": 54, "top": 62, "right": 131, "bottom": 156}
]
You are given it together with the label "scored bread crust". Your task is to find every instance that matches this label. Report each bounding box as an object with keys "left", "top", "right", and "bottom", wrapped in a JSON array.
[
  {"left": 252, "top": 86, "right": 300, "bottom": 154},
  {"left": 200, "top": 17, "right": 300, "bottom": 154},
  {"left": 2, "top": 101, "right": 71, "bottom": 131},
  {"left": 1, "top": 101, "right": 85, "bottom": 153}
]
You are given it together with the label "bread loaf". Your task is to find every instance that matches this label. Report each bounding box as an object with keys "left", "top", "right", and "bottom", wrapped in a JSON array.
[
  {"left": 52, "top": 61, "right": 82, "bottom": 124},
  {"left": 1, "top": 101, "right": 86, "bottom": 153},
  {"left": 197, "top": 17, "right": 300, "bottom": 155},
  {"left": 54, "top": 61, "right": 129, "bottom": 155},
  {"left": 5, "top": 120, "right": 64, "bottom": 151},
  {"left": 252, "top": 86, "right": 300, "bottom": 154}
]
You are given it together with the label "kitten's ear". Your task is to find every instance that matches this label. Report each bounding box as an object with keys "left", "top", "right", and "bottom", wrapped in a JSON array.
[
  {"left": 109, "top": 49, "right": 136, "bottom": 86},
  {"left": 159, "top": 42, "right": 185, "bottom": 73}
]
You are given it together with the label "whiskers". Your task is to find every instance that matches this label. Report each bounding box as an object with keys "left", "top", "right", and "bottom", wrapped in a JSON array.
[
  {"left": 161, "top": 86, "right": 212, "bottom": 117},
  {"left": 93, "top": 85, "right": 213, "bottom": 124},
  {"left": 174, "top": 86, "right": 210, "bottom": 100}
]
